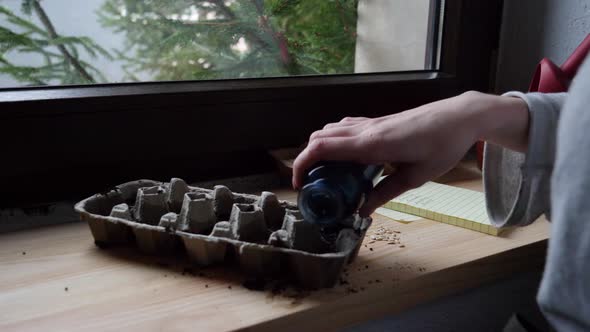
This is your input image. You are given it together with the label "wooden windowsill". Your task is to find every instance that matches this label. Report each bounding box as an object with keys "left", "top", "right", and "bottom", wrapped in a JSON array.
[{"left": 0, "top": 167, "right": 549, "bottom": 331}]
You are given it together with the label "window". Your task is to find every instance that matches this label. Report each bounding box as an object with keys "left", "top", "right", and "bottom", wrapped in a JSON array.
[
  {"left": 1, "top": 0, "right": 441, "bottom": 87},
  {"left": 0, "top": 0, "right": 502, "bottom": 206}
]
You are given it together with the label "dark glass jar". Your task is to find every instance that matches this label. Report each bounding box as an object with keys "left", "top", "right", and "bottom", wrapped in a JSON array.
[{"left": 298, "top": 162, "right": 384, "bottom": 227}]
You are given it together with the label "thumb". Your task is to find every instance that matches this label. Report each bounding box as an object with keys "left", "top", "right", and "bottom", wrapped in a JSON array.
[{"left": 359, "top": 166, "right": 424, "bottom": 217}]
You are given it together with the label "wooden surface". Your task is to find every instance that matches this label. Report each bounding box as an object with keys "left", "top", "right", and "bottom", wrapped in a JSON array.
[{"left": 0, "top": 169, "right": 549, "bottom": 332}]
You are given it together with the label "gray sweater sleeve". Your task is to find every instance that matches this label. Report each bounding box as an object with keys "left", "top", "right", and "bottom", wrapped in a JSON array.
[{"left": 482, "top": 92, "right": 567, "bottom": 228}]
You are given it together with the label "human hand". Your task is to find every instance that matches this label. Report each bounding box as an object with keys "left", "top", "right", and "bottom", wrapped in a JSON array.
[{"left": 292, "top": 91, "right": 529, "bottom": 216}]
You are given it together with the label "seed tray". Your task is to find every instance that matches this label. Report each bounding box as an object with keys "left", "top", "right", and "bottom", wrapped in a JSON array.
[{"left": 74, "top": 178, "right": 371, "bottom": 289}]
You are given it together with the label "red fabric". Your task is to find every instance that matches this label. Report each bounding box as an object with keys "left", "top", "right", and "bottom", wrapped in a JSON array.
[{"left": 476, "top": 34, "right": 590, "bottom": 170}]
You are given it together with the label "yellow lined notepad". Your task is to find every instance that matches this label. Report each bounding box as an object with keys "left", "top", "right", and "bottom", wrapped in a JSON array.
[
  {"left": 375, "top": 207, "right": 422, "bottom": 223},
  {"left": 382, "top": 182, "right": 501, "bottom": 236}
]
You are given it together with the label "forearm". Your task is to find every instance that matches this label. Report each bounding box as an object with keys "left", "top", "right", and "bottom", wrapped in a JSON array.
[
  {"left": 483, "top": 90, "right": 567, "bottom": 228},
  {"left": 460, "top": 91, "right": 530, "bottom": 153}
]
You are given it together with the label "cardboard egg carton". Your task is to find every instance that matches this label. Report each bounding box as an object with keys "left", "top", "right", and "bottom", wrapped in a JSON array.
[{"left": 74, "top": 178, "right": 371, "bottom": 289}]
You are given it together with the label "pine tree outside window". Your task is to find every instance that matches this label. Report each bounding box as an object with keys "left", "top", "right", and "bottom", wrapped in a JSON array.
[{"left": 1, "top": 0, "right": 437, "bottom": 87}]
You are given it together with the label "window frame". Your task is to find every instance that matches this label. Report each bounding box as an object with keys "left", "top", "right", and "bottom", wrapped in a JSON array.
[{"left": 0, "top": 0, "right": 503, "bottom": 206}]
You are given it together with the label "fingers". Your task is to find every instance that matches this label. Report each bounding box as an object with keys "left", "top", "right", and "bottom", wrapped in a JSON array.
[
  {"left": 292, "top": 136, "right": 365, "bottom": 189},
  {"left": 359, "top": 167, "right": 425, "bottom": 217},
  {"left": 312, "top": 117, "right": 373, "bottom": 140},
  {"left": 293, "top": 117, "right": 371, "bottom": 189},
  {"left": 309, "top": 127, "right": 355, "bottom": 141},
  {"left": 323, "top": 117, "right": 370, "bottom": 129}
]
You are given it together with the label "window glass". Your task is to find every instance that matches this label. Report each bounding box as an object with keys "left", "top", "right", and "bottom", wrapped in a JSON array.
[{"left": 0, "top": 0, "right": 441, "bottom": 88}]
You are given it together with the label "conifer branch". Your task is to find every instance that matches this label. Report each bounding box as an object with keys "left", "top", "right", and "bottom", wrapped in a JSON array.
[{"left": 31, "top": 0, "right": 95, "bottom": 82}]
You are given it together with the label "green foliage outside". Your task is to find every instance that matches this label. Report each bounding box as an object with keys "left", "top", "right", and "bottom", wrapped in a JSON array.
[
  {"left": 0, "top": 0, "right": 112, "bottom": 85},
  {"left": 0, "top": 0, "right": 359, "bottom": 86}
]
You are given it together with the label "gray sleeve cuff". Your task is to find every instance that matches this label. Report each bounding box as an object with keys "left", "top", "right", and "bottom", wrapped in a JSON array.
[{"left": 483, "top": 92, "right": 566, "bottom": 228}]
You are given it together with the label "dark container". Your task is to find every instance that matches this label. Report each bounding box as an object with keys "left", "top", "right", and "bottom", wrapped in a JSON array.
[{"left": 298, "top": 162, "right": 384, "bottom": 227}]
